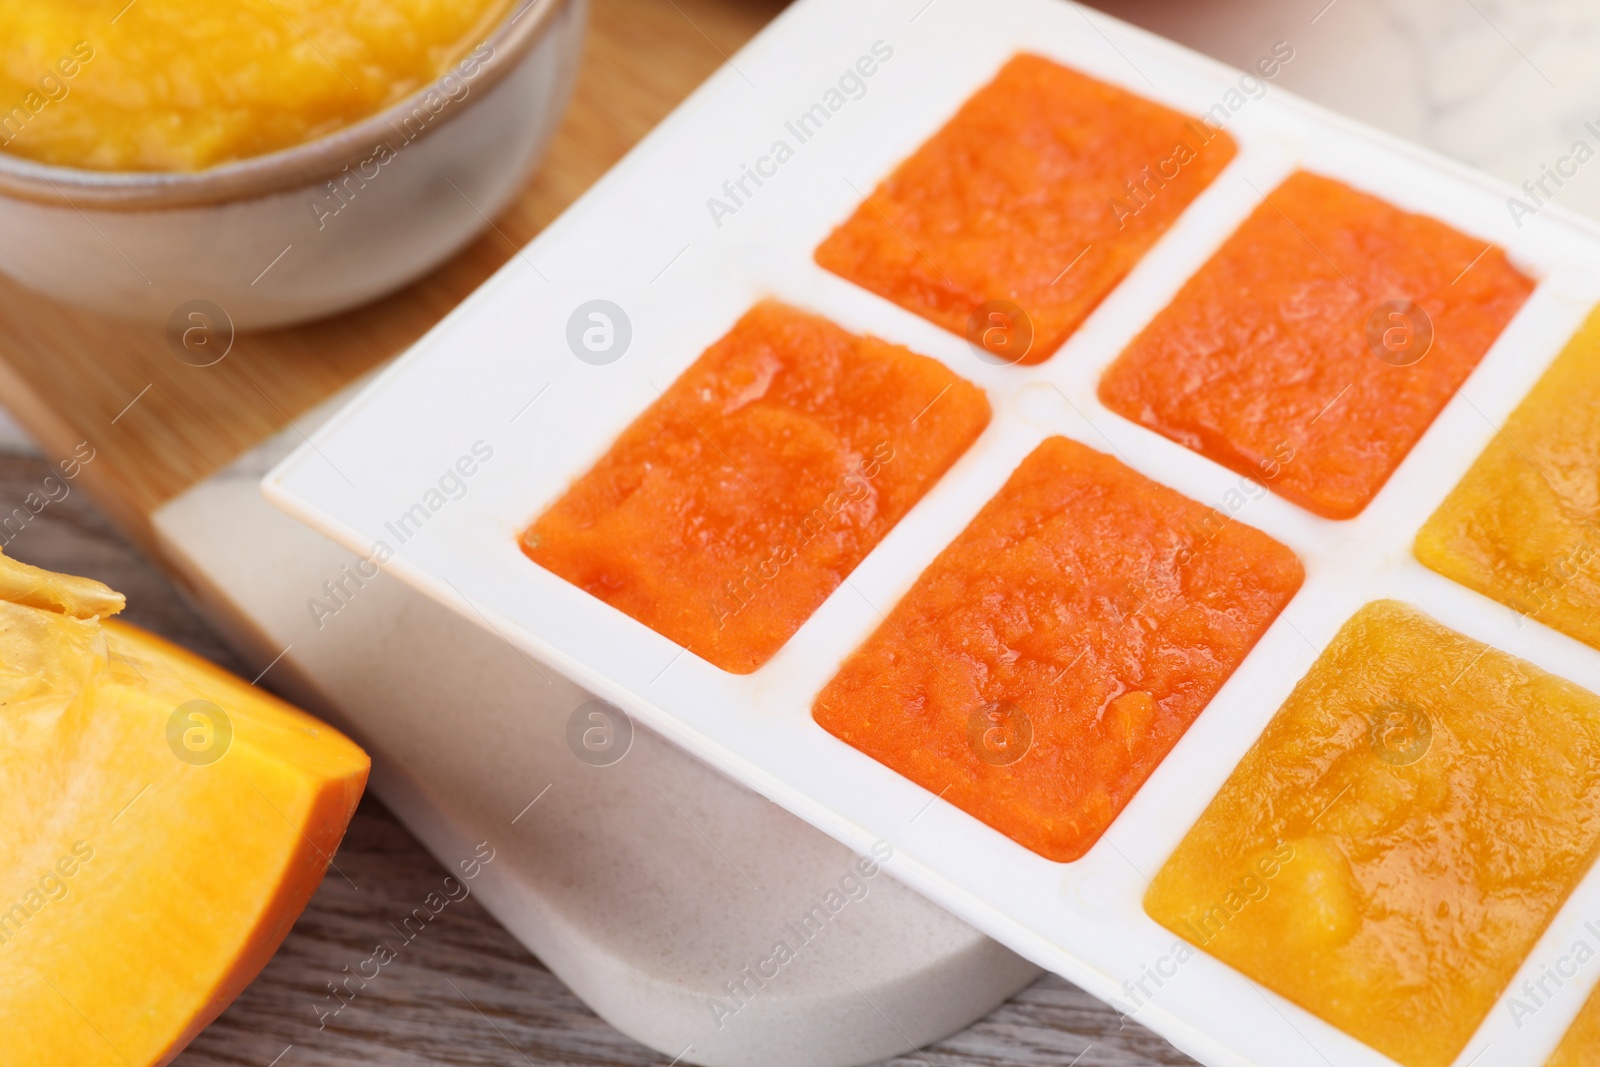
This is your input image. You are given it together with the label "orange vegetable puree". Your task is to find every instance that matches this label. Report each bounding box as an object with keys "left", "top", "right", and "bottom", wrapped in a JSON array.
[
  {"left": 815, "top": 53, "right": 1236, "bottom": 365},
  {"left": 1099, "top": 171, "right": 1534, "bottom": 519},
  {"left": 1549, "top": 985, "right": 1600, "bottom": 1067},
  {"left": 812, "top": 436, "right": 1302, "bottom": 861},
  {"left": 1417, "top": 305, "right": 1600, "bottom": 650},
  {"left": 1145, "top": 601, "right": 1600, "bottom": 1067},
  {"left": 0, "top": 0, "right": 512, "bottom": 171},
  {"left": 522, "top": 301, "right": 991, "bottom": 675}
]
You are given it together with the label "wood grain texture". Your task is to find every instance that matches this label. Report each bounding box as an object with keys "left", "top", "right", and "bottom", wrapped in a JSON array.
[
  {"left": 0, "top": 452, "right": 1197, "bottom": 1067},
  {"left": 0, "top": 0, "right": 786, "bottom": 555}
]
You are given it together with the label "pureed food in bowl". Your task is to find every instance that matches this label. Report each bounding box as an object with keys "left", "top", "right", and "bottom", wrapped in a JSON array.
[
  {"left": 0, "top": 0, "right": 514, "bottom": 170},
  {"left": 511, "top": 41, "right": 1597, "bottom": 1067}
]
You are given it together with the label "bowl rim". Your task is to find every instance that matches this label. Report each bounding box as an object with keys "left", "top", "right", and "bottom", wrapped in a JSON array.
[{"left": 0, "top": 0, "right": 574, "bottom": 211}]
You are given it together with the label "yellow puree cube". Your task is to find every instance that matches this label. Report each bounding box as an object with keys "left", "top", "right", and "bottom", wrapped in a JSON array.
[
  {"left": 1549, "top": 986, "right": 1600, "bottom": 1066},
  {"left": 1145, "top": 601, "right": 1600, "bottom": 1067},
  {"left": 1416, "top": 306, "right": 1600, "bottom": 649}
]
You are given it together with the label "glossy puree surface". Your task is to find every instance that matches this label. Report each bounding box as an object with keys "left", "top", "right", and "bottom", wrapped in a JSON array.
[
  {"left": 1145, "top": 601, "right": 1600, "bottom": 1067},
  {"left": 815, "top": 53, "right": 1237, "bottom": 365},
  {"left": 1099, "top": 171, "right": 1533, "bottom": 518},
  {"left": 1548, "top": 985, "right": 1600, "bottom": 1067},
  {"left": 0, "top": 0, "right": 512, "bottom": 170},
  {"left": 1417, "top": 306, "right": 1600, "bottom": 651},
  {"left": 523, "top": 301, "right": 991, "bottom": 675},
  {"left": 813, "top": 436, "right": 1302, "bottom": 861}
]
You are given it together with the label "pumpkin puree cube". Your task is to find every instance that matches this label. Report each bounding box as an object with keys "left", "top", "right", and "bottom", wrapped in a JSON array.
[
  {"left": 522, "top": 301, "right": 991, "bottom": 674},
  {"left": 1099, "top": 171, "right": 1534, "bottom": 519},
  {"left": 1417, "top": 305, "right": 1600, "bottom": 649},
  {"left": 815, "top": 53, "right": 1237, "bottom": 365},
  {"left": 1145, "top": 601, "right": 1600, "bottom": 1067},
  {"left": 813, "top": 436, "right": 1302, "bottom": 861},
  {"left": 1549, "top": 986, "right": 1600, "bottom": 1067}
]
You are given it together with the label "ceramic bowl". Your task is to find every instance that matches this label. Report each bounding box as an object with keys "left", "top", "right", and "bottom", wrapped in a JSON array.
[{"left": 0, "top": 0, "right": 585, "bottom": 328}]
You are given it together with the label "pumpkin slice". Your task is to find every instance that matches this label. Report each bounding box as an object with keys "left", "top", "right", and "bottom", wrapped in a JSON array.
[{"left": 0, "top": 548, "right": 369, "bottom": 1066}]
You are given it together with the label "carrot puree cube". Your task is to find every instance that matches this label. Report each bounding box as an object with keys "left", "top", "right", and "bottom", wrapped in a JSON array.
[
  {"left": 1417, "top": 306, "right": 1600, "bottom": 650},
  {"left": 1099, "top": 171, "right": 1534, "bottom": 519},
  {"left": 812, "top": 436, "right": 1302, "bottom": 862},
  {"left": 1145, "top": 601, "right": 1600, "bottom": 1067},
  {"left": 521, "top": 301, "right": 991, "bottom": 675},
  {"left": 815, "top": 53, "right": 1237, "bottom": 365}
]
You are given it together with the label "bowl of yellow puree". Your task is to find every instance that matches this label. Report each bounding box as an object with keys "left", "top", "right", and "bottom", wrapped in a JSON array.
[{"left": 0, "top": 0, "right": 583, "bottom": 326}]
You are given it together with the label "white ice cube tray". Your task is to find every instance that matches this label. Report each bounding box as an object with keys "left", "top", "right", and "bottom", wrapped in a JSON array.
[{"left": 265, "top": 1, "right": 1600, "bottom": 1063}]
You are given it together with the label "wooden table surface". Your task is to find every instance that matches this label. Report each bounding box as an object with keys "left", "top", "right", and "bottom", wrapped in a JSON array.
[{"left": 8, "top": 452, "right": 1197, "bottom": 1065}]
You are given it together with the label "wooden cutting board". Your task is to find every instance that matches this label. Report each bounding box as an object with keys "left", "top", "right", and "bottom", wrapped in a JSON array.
[{"left": 0, "top": 0, "right": 788, "bottom": 557}]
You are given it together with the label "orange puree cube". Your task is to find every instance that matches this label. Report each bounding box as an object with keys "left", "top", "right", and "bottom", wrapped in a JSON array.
[
  {"left": 1099, "top": 171, "right": 1534, "bottom": 519},
  {"left": 1549, "top": 986, "right": 1600, "bottom": 1067},
  {"left": 812, "top": 436, "right": 1302, "bottom": 861},
  {"left": 521, "top": 301, "right": 990, "bottom": 675},
  {"left": 1417, "top": 306, "right": 1600, "bottom": 650},
  {"left": 1145, "top": 601, "right": 1600, "bottom": 1067},
  {"left": 814, "top": 53, "right": 1237, "bottom": 365}
]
